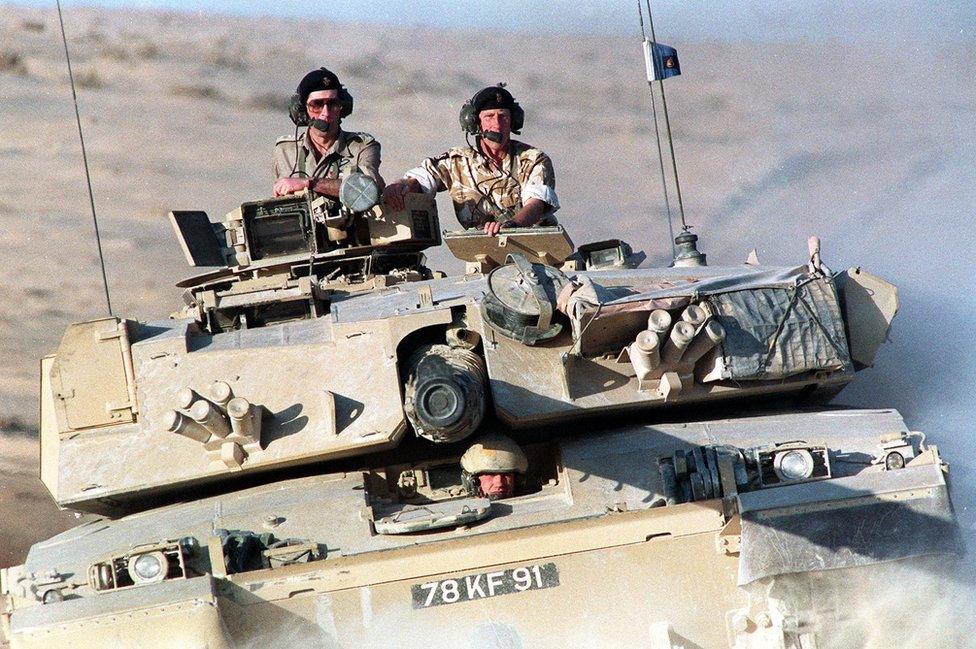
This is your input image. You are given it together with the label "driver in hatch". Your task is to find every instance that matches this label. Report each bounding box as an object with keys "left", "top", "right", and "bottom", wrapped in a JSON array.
[{"left": 460, "top": 433, "right": 528, "bottom": 500}]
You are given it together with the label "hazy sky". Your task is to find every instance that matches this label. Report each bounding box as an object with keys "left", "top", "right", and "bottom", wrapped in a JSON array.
[{"left": 18, "top": 0, "right": 976, "bottom": 41}]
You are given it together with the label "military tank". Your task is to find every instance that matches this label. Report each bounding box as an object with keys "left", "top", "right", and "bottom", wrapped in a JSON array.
[{"left": 0, "top": 169, "right": 962, "bottom": 647}]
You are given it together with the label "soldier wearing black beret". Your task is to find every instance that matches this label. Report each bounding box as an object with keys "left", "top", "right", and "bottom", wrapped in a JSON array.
[{"left": 273, "top": 67, "right": 383, "bottom": 199}]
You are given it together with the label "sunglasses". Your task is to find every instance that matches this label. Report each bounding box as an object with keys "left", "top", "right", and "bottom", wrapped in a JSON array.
[{"left": 306, "top": 98, "right": 343, "bottom": 112}]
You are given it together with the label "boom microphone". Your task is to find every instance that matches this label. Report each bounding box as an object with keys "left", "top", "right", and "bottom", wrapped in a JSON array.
[{"left": 309, "top": 118, "right": 332, "bottom": 133}]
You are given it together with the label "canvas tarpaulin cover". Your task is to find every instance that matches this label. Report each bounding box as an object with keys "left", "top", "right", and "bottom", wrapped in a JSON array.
[
  {"left": 560, "top": 266, "right": 852, "bottom": 380},
  {"left": 706, "top": 276, "right": 852, "bottom": 380}
]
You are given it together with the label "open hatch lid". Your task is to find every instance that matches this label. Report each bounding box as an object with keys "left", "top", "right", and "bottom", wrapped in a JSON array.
[
  {"left": 443, "top": 226, "right": 574, "bottom": 268},
  {"left": 372, "top": 497, "right": 492, "bottom": 534}
]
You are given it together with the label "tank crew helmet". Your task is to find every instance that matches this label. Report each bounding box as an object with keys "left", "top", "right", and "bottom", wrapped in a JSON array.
[
  {"left": 461, "top": 433, "right": 528, "bottom": 500},
  {"left": 461, "top": 432, "right": 529, "bottom": 475},
  {"left": 289, "top": 67, "right": 354, "bottom": 127},
  {"left": 459, "top": 84, "right": 524, "bottom": 136}
]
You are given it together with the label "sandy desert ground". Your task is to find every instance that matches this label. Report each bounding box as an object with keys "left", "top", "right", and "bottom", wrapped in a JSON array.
[
  {"left": 0, "top": 2, "right": 974, "bottom": 596},
  {"left": 0, "top": 433, "right": 80, "bottom": 566}
]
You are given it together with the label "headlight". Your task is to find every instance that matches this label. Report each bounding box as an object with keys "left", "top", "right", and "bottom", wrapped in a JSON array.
[
  {"left": 873, "top": 433, "right": 918, "bottom": 471},
  {"left": 41, "top": 588, "right": 64, "bottom": 604},
  {"left": 90, "top": 540, "right": 189, "bottom": 592},
  {"left": 753, "top": 442, "right": 830, "bottom": 487},
  {"left": 774, "top": 449, "right": 814, "bottom": 481},
  {"left": 128, "top": 552, "right": 168, "bottom": 584},
  {"left": 885, "top": 451, "right": 906, "bottom": 470}
]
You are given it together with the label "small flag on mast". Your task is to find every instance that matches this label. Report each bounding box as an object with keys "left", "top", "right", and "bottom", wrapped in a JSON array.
[{"left": 642, "top": 39, "right": 681, "bottom": 82}]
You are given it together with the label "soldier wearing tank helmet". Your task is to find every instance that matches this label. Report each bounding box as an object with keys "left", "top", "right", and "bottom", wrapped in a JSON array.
[
  {"left": 273, "top": 67, "right": 383, "bottom": 199},
  {"left": 383, "top": 84, "right": 559, "bottom": 236},
  {"left": 460, "top": 433, "right": 529, "bottom": 500}
]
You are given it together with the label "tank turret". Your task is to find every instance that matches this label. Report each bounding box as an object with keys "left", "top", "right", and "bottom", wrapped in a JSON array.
[
  {"left": 169, "top": 173, "right": 441, "bottom": 334},
  {"left": 35, "top": 191, "right": 903, "bottom": 516}
]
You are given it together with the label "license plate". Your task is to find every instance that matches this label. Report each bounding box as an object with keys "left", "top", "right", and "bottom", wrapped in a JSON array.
[{"left": 411, "top": 562, "right": 560, "bottom": 608}]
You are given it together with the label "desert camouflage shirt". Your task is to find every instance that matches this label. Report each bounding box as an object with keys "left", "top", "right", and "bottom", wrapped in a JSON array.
[
  {"left": 273, "top": 129, "right": 383, "bottom": 185},
  {"left": 404, "top": 140, "right": 559, "bottom": 229}
]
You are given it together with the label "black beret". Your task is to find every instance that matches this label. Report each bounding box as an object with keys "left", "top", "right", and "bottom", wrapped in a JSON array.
[
  {"left": 297, "top": 67, "right": 342, "bottom": 104},
  {"left": 471, "top": 85, "right": 516, "bottom": 113}
]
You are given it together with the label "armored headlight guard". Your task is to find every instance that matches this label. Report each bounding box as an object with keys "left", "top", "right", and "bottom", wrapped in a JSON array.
[
  {"left": 657, "top": 442, "right": 833, "bottom": 505},
  {"left": 872, "top": 432, "right": 918, "bottom": 471},
  {"left": 88, "top": 540, "right": 190, "bottom": 593},
  {"left": 754, "top": 442, "right": 831, "bottom": 487}
]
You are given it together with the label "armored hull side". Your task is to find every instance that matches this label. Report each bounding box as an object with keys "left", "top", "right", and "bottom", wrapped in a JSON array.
[{"left": 3, "top": 408, "right": 959, "bottom": 648}]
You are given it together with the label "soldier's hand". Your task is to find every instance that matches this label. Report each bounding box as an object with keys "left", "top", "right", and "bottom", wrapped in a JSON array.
[
  {"left": 483, "top": 221, "right": 503, "bottom": 237},
  {"left": 382, "top": 181, "right": 410, "bottom": 211},
  {"left": 274, "top": 177, "right": 310, "bottom": 197}
]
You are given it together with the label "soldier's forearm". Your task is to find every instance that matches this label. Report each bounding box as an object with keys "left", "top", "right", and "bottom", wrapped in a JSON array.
[
  {"left": 511, "top": 198, "right": 549, "bottom": 227},
  {"left": 308, "top": 177, "right": 341, "bottom": 199},
  {"left": 401, "top": 176, "right": 423, "bottom": 193}
]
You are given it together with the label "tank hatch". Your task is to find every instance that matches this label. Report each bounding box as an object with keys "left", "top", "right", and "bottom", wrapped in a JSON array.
[
  {"left": 169, "top": 177, "right": 442, "bottom": 334},
  {"left": 481, "top": 253, "right": 569, "bottom": 345}
]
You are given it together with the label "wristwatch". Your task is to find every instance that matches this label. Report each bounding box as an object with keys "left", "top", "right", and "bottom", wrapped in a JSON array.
[{"left": 306, "top": 178, "right": 316, "bottom": 194}]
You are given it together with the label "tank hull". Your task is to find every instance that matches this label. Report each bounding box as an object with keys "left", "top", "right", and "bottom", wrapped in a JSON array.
[{"left": 4, "top": 408, "right": 960, "bottom": 648}]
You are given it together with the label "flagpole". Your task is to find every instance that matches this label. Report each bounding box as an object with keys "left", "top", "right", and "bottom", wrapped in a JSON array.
[
  {"left": 646, "top": 0, "right": 688, "bottom": 232},
  {"left": 636, "top": 0, "right": 676, "bottom": 256}
]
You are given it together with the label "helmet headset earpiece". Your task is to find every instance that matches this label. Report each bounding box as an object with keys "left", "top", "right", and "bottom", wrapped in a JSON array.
[
  {"left": 459, "top": 83, "right": 524, "bottom": 138},
  {"left": 460, "top": 470, "right": 478, "bottom": 497},
  {"left": 288, "top": 67, "right": 354, "bottom": 128},
  {"left": 288, "top": 93, "right": 308, "bottom": 127}
]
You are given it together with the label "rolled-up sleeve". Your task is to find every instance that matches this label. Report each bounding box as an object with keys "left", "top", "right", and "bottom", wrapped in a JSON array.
[
  {"left": 522, "top": 153, "right": 559, "bottom": 212},
  {"left": 404, "top": 153, "right": 452, "bottom": 195}
]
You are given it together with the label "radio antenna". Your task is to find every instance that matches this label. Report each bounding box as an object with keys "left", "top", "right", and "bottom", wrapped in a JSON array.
[
  {"left": 636, "top": 0, "right": 676, "bottom": 256},
  {"left": 645, "top": 0, "right": 688, "bottom": 232},
  {"left": 56, "top": 0, "right": 113, "bottom": 315}
]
